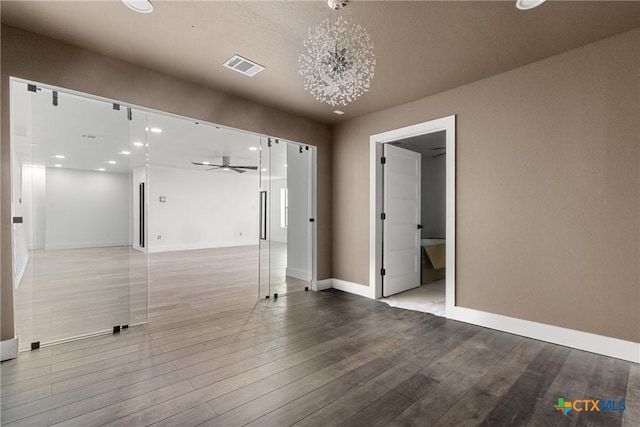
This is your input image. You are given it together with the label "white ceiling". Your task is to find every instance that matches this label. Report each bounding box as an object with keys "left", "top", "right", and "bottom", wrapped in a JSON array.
[
  {"left": 10, "top": 79, "right": 293, "bottom": 177},
  {"left": 3, "top": 1, "right": 640, "bottom": 124}
]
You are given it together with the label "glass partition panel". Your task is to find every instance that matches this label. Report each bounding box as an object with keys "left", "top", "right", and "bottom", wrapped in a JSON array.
[
  {"left": 259, "top": 137, "right": 271, "bottom": 298},
  {"left": 10, "top": 79, "right": 315, "bottom": 350},
  {"left": 283, "top": 142, "right": 314, "bottom": 294},
  {"left": 268, "top": 139, "right": 288, "bottom": 295},
  {"left": 128, "top": 109, "right": 149, "bottom": 326},
  {"left": 11, "top": 79, "right": 36, "bottom": 350},
  {"left": 145, "top": 113, "right": 261, "bottom": 307},
  {"left": 259, "top": 139, "right": 313, "bottom": 297},
  {"left": 11, "top": 80, "right": 140, "bottom": 349}
]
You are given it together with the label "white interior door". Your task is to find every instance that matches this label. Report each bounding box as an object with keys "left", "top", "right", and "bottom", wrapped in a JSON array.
[{"left": 383, "top": 144, "right": 421, "bottom": 297}]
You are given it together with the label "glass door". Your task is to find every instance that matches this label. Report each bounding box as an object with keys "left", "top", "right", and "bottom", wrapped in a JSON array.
[
  {"left": 11, "top": 80, "right": 145, "bottom": 349},
  {"left": 259, "top": 138, "right": 313, "bottom": 298},
  {"left": 128, "top": 107, "right": 149, "bottom": 326},
  {"left": 268, "top": 139, "right": 288, "bottom": 296},
  {"left": 259, "top": 137, "right": 271, "bottom": 298}
]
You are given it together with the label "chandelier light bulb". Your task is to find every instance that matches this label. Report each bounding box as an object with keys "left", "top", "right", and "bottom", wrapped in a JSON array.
[
  {"left": 327, "top": 0, "right": 348, "bottom": 10},
  {"left": 299, "top": 15, "right": 376, "bottom": 107}
]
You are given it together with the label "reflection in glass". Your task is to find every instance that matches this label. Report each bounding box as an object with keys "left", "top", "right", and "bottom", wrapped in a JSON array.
[
  {"left": 144, "top": 113, "right": 261, "bottom": 304},
  {"left": 10, "top": 80, "right": 146, "bottom": 349},
  {"left": 260, "top": 139, "right": 313, "bottom": 297}
]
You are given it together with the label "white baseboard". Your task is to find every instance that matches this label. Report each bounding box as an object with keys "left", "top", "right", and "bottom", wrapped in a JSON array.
[
  {"left": 315, "top": 278, "right": 333, "bottom": 291},
  {"left": 286, "top": 267, "right": 312, "bottom": 281},
  {"left": 45, "top": 241, "right": 131, "bottom": 250},
  {"left": 331, "top": 278, "right": 374, "bottom": 298},
  {"left": 450, "top": 306, "right": 640, "bottom": 363},
  {"left": 148, "top": 241, "right": 259, "bottom": 253},
  {"left": 1, "top": 337, "right": 19, "bottom": 361},
  {"left": 325, "top": 277, "right": 640, "bottom": 363}
]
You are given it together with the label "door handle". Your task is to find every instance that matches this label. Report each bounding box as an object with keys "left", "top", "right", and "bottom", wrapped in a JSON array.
[
  {"left": 260, "top": 191, "right": 267, "bottom": 240},
  {"left": 417, "top": 224, "right": 423, "bottom": 229}
]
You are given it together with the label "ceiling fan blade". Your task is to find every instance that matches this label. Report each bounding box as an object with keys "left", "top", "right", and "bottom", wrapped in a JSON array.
[
  {"left": 229, "top": 165, "right": 258, "bottom": 170},
  {"left": 206, "top": 166, "right": 223, "bottom": 171},
  {"left": 230, "top": 167, "right": 246, "bottom": 173},
  {"left": 192, "top": 161, "right": 223, "bottom": 167},
  {"left": 430, "top": 147, "right": 446, "bottom": 150},
  {"left": 432, "top": 152, "right": 446, "bottom": 158}
]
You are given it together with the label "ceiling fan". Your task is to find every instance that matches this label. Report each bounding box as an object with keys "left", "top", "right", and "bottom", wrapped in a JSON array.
[
  {"left": 431, "top": 147, "right": 446, "bottom": 158},
  {"left": 191, "top": 156, "right": 258, "bottom": 173}
]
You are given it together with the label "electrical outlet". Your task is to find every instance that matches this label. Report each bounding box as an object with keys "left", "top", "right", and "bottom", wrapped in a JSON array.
[
  {"left": 157, "top": 235, "right": 162, "bottom": 240},
  {"left": 239, "top": 231, "right": 243, "bottom": 236}
]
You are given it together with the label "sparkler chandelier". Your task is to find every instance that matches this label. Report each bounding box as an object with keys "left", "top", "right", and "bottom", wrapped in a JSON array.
[{"left": 298, "top": 0, "right": 376, "bottom": 107}]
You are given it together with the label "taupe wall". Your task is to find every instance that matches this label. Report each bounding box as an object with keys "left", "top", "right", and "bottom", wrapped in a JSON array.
[
  {"left": 333, "top": 29, "right": 640, "bottom": 342},
  {"left": 0, "top": 25, "right": 332, "bottom": 341}
]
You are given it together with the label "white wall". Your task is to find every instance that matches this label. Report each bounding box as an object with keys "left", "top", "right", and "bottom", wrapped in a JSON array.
[
  {"left": 21, "top": 165, "right": 46, "bottom": 249},
  {"left": 286, "top": 143, "right": 311, "bottom": 281},
  {"left": 268, "top": 178, "right": 288, "bottom": 244},
  {"left": 148, "top": 165, "right": 259, "bottom": 252},
  {"left": 421, "top": 155, "right": 446, "bottom": 239},
  {"left": 45, "top": 168, "right": 130, "bottom": 249}
]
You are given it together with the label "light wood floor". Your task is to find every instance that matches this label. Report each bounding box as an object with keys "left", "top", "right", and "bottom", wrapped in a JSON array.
[
  {"left": 2, "top": 248, "right": 639, "bottom": 426},
  {"left": 14, "top": 245, "right": 308, "bottom": 350},
  {"left": 14, "top": 246, "right": 148, "bottom": 351}
]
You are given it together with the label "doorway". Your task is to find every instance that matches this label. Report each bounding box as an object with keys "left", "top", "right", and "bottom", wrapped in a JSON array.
[{"left": 370, "top": 115, "right": 456, "bottom": 317}]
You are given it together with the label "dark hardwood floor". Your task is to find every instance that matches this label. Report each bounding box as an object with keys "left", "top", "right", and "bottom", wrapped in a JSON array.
[{"left": 1, "top": 247, "right": 638, "bottom": 426}]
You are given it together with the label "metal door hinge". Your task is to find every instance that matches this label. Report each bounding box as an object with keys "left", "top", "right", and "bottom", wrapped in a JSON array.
[
  {"left": 381, "top": 157, "right": 386, "bottom": 164},
  {"left": 381, "top": 268, "right": 386, "bottom": 276}
]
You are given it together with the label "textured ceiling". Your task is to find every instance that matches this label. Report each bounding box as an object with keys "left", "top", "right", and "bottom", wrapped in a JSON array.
[{"left": 3, "top": 1, "right": 640, "bottom": 124}]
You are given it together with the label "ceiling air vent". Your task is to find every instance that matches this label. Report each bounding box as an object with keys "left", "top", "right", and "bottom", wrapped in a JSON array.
[{"left": 223, "top": 55, "right": 265, "bottom": 77}]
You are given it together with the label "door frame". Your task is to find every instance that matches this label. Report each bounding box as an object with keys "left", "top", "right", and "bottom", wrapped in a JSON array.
[{"left": 369, "top": 115, "right": 456, "bottom": 317}]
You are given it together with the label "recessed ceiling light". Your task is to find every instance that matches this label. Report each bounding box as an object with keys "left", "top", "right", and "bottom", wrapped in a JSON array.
[
  {"left": 261, "top": 168, "right": 267, "bottom": 172},
  {"left": 150, "top": 127, "right": 162, "bottom": 133},
  {"left": 120, "top": 150, "right": 131, "bottom": 155},
  {"left": 516, "top": 0, "right": 546, "bottom": 10},
  {"left": 249, "top": 146, "right": 258, "bottom": 151},
  {"left": 106, "top": 160, "right": 117, "bottom": 165},
  {"left": 53, "top": 164, "right": 62, "bottom": 168},
  {"left": 333, "top": 110, "right": 345, "bottom": 115},
  {"left": 202, "top": 161, "right": 210, "bottom": 165},
  {"left": 98, "top": 168, "right": 106, "bottom": 172},
  {"left": 133, "top": 142, "right": 144, "bottom": 147},
  {"left": 122, "top": 0, "right": 154, "bottom": 14},
  {"left": 53, "top": 154, "right": 65, "bottom": 159}
]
